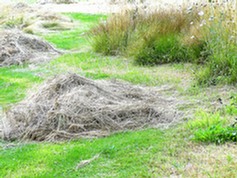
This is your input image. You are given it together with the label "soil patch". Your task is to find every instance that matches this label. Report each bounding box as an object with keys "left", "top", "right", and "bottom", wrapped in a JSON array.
[
  {"left": 0, "top": 30, "right": 60, "bottom": 66},
  {"left": 2, "top": 73, "right": 182, "bottom": 141}
]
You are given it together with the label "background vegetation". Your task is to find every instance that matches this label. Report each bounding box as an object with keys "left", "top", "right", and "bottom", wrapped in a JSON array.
[
  {"left": 90, "top": 2, "right": 237, "bottom": 85},
  {"left": 0, "top": 2, "right": 237, "bottom": 177}
]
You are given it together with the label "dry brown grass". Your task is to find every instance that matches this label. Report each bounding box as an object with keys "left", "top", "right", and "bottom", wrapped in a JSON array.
[
  {"left": 0, "top": 2, "right": 75, "bottom": 34},
  {"left": 0, "top": 30, "right": 60, "bottom": 66},
  {"left": 3, "top": 73, "right": 182, "bottom": 141}
]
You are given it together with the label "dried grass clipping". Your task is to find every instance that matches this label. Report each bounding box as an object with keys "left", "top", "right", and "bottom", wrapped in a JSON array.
[
  {"left": 2, "top": 73, "right": 181, "bottom": 141},
  {"left": 0, "top": 30, "right": 60, "bottom": 66}
]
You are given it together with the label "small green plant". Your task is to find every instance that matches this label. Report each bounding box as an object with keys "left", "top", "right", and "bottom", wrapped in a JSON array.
[
  {"left": 225, "top": 94, "right": 237, "bottom": 116},
  {"left": 4, "top": 16, "right": 24, "bottom": 28},
  {"left": 194, "top": 125, "right": 237, "bottom": 144},
  {"left": 187, "top": 108, "right": 237, "bottom": 144},
  {"left": 187, "top": 111, "right": 227, "bottom": 130}
]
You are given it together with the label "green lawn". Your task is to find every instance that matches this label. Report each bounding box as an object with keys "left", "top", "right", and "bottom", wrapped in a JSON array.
[
  {"left": 0, "top": 66, "right": 42, "bottom": 106},
  {"left": 44, "top": 13, "right": 106, "bottom": 50},
  {"left": 0, "top": 12, "right": 236, "bottom": 178},
  {"left": 0, "top": 129, "right": 166, "bottom": 177}
]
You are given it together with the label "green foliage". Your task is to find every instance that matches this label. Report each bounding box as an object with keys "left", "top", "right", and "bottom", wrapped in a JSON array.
[
  {"left": 4, "top": 16, "right": 25, "bottom": 28},
  {"left": 187, "top": 111, "right": 227, "bottom": 130},
  {"left": 90, "top": 8, "right": 194, "bottom": 58},
  {"left": 0, "top": 129, "right": 165, "bottom": 177},
  {"left": 90, "top": 2, "right": 237, "bottom": 85},
  {"left": 195, "top": 21, "right": 237, "bottom": 85},
  {"left": 89, "top": 12, "right": 133, "bottom": 55},
  {"left": 187, "top": 109, "right": 237, "bottom": 144},
  {"left": 0, "top": 66, "right": 42, "bottom": 106},
  {"left": 225, "top": 94, "right": 237, "bottom": 116},
  {"left": 44, "top": 13, "right": 106, "bottom": 50},
  {"left": 134, "top": 34, "right": 190, "bottom": 65},
  {"left": 194, "top": 125, "right": 237, "bottom": 144}
]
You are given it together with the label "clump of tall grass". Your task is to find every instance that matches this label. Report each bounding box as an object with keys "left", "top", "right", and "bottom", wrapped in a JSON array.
[
  {"left": 89, "top": 10, "right": 136, "bottom": 55},
  {"left": 129, "top": 7, "right": 199, "bottom": 65},
  {"left": 192, "top": 1, "right": 237, "bottom": 84},
  {"left": 90, "top": 6, "right": 199, "bottom": 58},
  {"left": 90, "top": 1, "right": 237, "bottom": 85}
]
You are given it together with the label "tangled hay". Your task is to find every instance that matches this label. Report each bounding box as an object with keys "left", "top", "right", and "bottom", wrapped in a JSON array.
[
  {"left": 0, "top": 2, "right": 75, "bottom": 34},
  {"left": 0, "top": 30, "right": 60, "bottom": 66},
  {"left": 2, "top": 73, "right": 181, "bottom": 141}
]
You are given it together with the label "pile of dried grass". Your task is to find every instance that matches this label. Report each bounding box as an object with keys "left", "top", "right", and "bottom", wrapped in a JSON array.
[
  {"left": 2, "top": 73, "right": 181, "bottom": 141},
  {"left": 0, "top": 2, "right": 75, "bottom": 33},
  {"left": 0, "top": 30, "right": 60, "bottom": 66}
]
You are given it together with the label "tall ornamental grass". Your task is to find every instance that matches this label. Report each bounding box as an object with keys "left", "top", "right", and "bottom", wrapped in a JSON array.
[{"left": 90, "top": 1, "right": 237, "bottom": 85}]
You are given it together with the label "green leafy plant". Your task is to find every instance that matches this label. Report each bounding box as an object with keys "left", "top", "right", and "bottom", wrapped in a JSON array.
[{"left": 187, "top": 107, "right": 237, "bottom": 144}]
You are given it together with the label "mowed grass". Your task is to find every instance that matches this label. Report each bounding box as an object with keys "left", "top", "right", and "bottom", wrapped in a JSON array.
[
  {"left": 0, "top": 129, "right": 165, "bottom": 177},
  {"left": 44, "top": 13, "right": 106, "bottom": 50},
  {"left": 0, "top": 66, "right": 42, "bottom": 106},
  {"left": 0, "top": 12, "right": 237, "bottom": 177},
  {"left": 1, "top": 126, "right": 236, "bottom": 177},
  {"left": 50, "top": 52, "right": 192, "bottom": 87}
]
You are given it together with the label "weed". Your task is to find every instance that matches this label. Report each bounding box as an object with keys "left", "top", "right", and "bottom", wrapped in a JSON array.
[
  {"left": 4, "top": 16, "right": 25, "bottom": 28},
  {"left": 225, "top": 94, "right": 237, "bottom": 116},
  {"left": 187, "top": 107, "right": 237, "bottom": 144}
]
